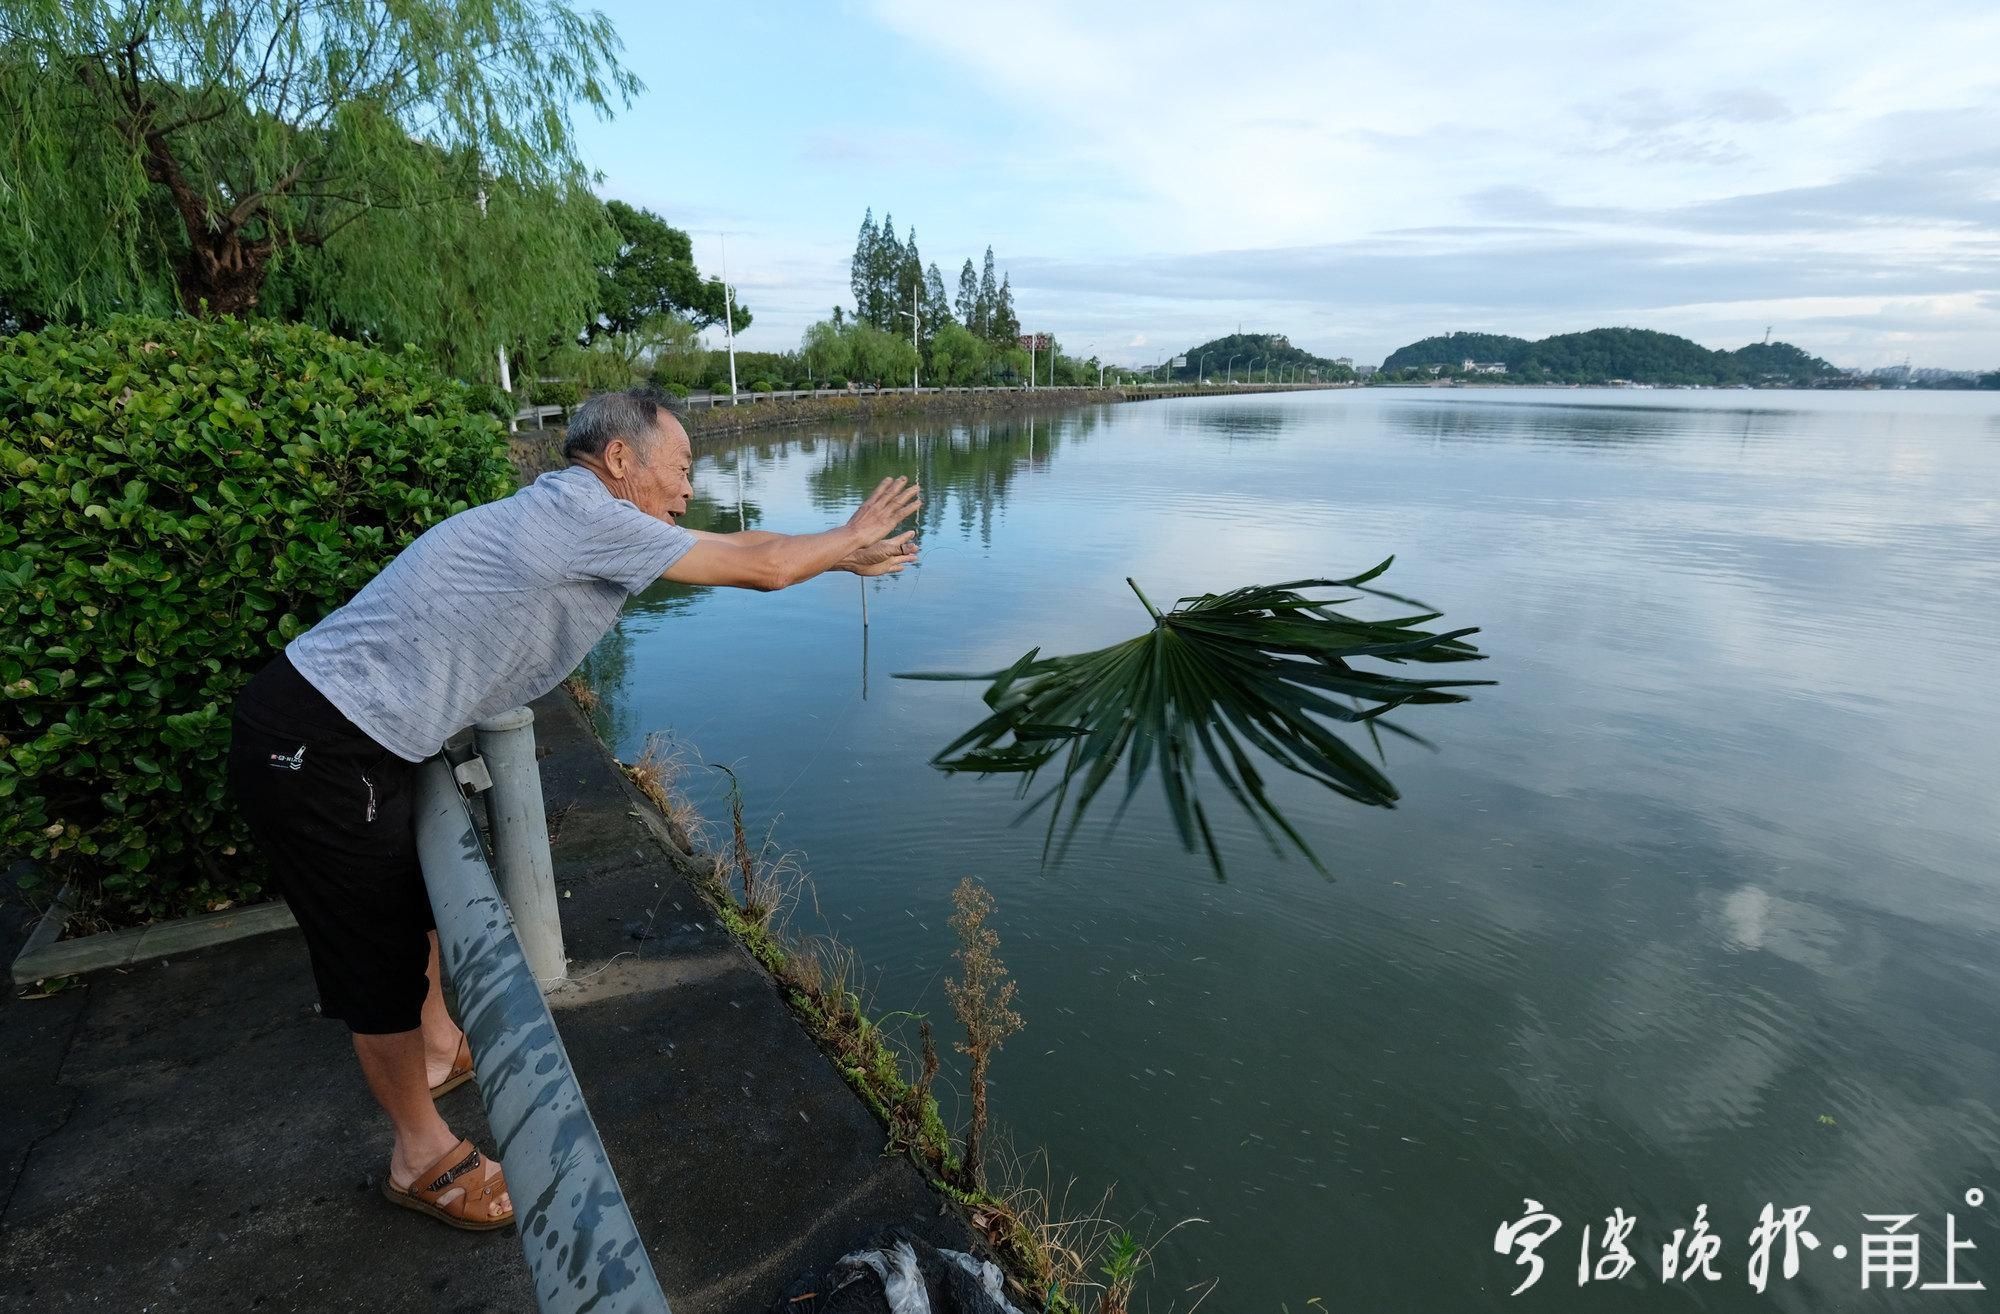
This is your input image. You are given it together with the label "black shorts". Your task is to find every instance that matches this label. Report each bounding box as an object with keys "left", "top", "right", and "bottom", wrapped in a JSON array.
[{"left": 226, "top": 651, "right": 434, "bottom": 1034}]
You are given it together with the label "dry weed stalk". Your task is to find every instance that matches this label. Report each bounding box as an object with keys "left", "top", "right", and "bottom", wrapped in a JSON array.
[
  {"left": 544, "top": 801, "right": 575, "bottom": 847},
  {"left": 707, "top": 764, "right": 805, "bottom": 931},
  {"left": 888, "top": 1018, "right": 947, "bottom": 1176},
  {"left": 914, "top": 1019, "right": 940, "bottom": 1126},
  {"left": 562, "top": 672, "right": 600, "bottom": 713},
  {"left": 945, "top": 877, "right": 1023, "bottom": 1194},
  {"left": 623, "top": 733, "right": 706, "bottom": 854}
]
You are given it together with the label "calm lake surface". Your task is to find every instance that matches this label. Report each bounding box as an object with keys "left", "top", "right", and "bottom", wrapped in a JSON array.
[{"left": 583, "top": 388, "right": 2000, "bottom": 1311}]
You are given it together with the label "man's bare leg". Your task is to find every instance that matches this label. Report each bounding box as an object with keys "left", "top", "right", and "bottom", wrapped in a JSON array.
[
  {"left": 352, "top": 1028, "right": 512, "bottom": 1219},
  {"left": 351, "top": 938, "right": 509, "bottom": 1219},
  {"left": 418, "top": 931, "right": 465, "bottom": 1087}
]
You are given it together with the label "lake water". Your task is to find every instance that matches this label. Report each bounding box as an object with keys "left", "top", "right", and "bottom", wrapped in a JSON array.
[{"left": 583, "top": 388, "right": 2000, "bottom": 1311}]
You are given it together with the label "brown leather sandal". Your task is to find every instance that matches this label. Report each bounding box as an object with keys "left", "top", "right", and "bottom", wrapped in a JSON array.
[
  {"left": 429, "top": 1035, "right": 475, "bottom": 1098},
  {"left": 381, "top": 1139, "right": 513, "bottom": 1231}
]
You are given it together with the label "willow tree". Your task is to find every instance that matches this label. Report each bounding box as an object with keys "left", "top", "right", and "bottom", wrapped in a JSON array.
[{"left": 0, "top": 0, "right": 636, "bottom": 371}]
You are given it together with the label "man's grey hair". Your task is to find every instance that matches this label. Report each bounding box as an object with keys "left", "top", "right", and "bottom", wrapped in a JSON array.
[{"left": 562, "top": 387, "right": 687, "bottom": 462}]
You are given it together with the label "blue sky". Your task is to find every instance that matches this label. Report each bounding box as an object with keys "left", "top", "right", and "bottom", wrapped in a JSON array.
[{"left": 570, "top": 1, "right": 2000, "bottom": 371}]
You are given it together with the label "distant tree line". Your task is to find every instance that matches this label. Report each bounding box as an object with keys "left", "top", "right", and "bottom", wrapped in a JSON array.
[
  {"left": 767, "top": 209, "right": 1105, "bottom": 391},
  {"left": 844, "top": 209, "right": 1023, "bottom": 348},
  {"left": 1377, "top": 328, "right": 1846, "bottom": 387}
]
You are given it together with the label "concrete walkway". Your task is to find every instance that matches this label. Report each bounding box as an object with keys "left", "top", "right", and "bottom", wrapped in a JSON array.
[{"left": 0, "top": 689, "right": 978, "bottom": 1312}]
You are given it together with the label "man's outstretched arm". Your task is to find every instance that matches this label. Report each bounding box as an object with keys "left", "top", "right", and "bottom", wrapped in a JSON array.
[
  {"left": 684, "top": 527, "right": 920, "bottom": 575},
  {"left": 684, "top": 529, "right": 786, "bottom": 546},
  {"left": 660, "top": 477, "right": 921, "bottom": 592}
]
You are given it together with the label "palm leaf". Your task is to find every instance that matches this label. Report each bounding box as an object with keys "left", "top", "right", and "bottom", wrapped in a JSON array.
[{"left": 895, "top": 558, "right": 1494, "bottom": 878}]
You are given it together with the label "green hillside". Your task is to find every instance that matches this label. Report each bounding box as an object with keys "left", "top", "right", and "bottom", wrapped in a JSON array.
[
  {"left": 1728, "top": 340, "right": 1843, "bottom": 381},
  {"left": 1166, "top": 332, "right": 1351, "bottom": 381},
  {"left": 1381, "top": 327, "right": 1841, "bottom": 386},
  {"left": 1380, "top": 332, "right": 1529, "bottom": 372}
]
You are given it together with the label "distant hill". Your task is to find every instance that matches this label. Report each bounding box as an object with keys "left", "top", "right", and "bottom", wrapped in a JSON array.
[
  {"left": 1383, "top": 332, "right": 1529, "bottom": 371},
  {"left": 1381, "top": 327, "right": 1841, "bottom": 386},
  {"left": 1166, "top": 332, "right": 1351, "bottom": 381}
]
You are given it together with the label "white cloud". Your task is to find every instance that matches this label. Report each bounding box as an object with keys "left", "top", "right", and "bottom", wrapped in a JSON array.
[{"left": 863, "top": 0, "right": 2000, "bottom": 368}]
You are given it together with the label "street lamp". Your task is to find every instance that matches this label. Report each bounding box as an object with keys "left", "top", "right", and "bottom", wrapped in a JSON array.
[
  {"left": 1247, "top": 354, "right": 1263, "bottom": 384},
  {"left": 1199, "top": 350, "right": 1214, "bottom": 383},
  {"left": 718, "top": 233, "right": 740, "bottom": 403},
  {"left": 897, "top": 283, "right": 920, "bottom": 391},
  {"left": 1226, "top": 353, "right": 1241, "bottom": 382}
]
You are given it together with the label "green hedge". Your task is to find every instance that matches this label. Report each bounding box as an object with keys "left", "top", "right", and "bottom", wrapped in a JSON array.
[
  {"left": 467, "top": 383, "right": 520, "bottom": 424},
  {"left": 534, "top": 379, "right": 581, "bottom": 409},
  {"left": 0, "top": 316, "right": 516, "bottom": 923}
]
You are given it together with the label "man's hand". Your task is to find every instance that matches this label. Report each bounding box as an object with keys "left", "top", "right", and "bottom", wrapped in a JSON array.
[
  {"left": 836, "top": 530, "right": 919, "bottom": 576},
  {"left": 846, "top": 477, "right": 922, "bottom": 543},
  {"left": 662, "top": 474, "right": 921, "bottom": 592}
]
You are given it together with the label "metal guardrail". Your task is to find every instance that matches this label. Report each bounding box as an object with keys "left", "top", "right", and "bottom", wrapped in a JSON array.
[{"left": 418, "top": 711, "right": 669, "bottom": 1314}]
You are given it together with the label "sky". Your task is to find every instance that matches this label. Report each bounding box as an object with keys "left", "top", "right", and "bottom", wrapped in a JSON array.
[{"left": 569, "top": 1, "right": 2000, "bottom": 371}]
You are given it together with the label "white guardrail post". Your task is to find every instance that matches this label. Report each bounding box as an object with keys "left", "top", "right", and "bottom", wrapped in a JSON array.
[{"left": 473, "top": 706, "right": 567, "bottom": 983}]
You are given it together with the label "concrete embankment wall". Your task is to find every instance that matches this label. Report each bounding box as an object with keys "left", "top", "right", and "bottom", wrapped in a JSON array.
[
  {"left": 685, "top": 385, "right": 1133, "bottom": 440},
  {"left": 509, "top": 382, "right": 1342, "bottom": 477}
]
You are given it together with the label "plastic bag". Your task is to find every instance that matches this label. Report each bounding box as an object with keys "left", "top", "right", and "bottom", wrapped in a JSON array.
[{"left": 779, "top": 1228, "right": 1026, "bottom": 1314}]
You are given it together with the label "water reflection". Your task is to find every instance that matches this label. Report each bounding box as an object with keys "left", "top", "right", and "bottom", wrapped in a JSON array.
[
  {"left": 1167, "top": 405, "right": 1288, "bottom": 441},
  {"left": 805, "top": 411, "right": 1103, "bottom": 546},
  {"left": 1384, "top": 397, "right": 1707, "bottom": 450}
]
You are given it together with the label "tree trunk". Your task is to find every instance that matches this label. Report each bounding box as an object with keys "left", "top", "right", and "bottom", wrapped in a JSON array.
[
  {"left": 176, "top": 233, "right": 274, "bottom": 318},
  {"left": 136, "top": 124, "right": 279, "bottom": 318}
]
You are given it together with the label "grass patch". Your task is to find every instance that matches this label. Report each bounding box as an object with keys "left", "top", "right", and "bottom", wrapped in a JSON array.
[
  {"left": 623, "top": 734, "right": 707, "bottom": 856},
  {"left": 562, "top": 671, "right": 601, "bottom": 715}
]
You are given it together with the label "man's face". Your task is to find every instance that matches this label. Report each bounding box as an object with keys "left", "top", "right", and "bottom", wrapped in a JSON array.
[{"left": 610, "top": 418, "right": 693, "bottom": 522}]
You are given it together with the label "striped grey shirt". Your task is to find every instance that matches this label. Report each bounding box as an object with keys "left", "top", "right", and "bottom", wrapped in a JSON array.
[{"left": 288, "top": 466, "right": 695, "bottom": 762}]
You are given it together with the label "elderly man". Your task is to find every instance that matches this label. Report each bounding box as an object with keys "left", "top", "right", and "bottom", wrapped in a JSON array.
[{"left": 225, "top": 388, "right": 919, "bottom": 1231}]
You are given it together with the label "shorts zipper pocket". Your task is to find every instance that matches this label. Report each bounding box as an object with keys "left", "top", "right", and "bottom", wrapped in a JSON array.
[{"left": 361, "top": 770, "right": 378, "bottom": 823}]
